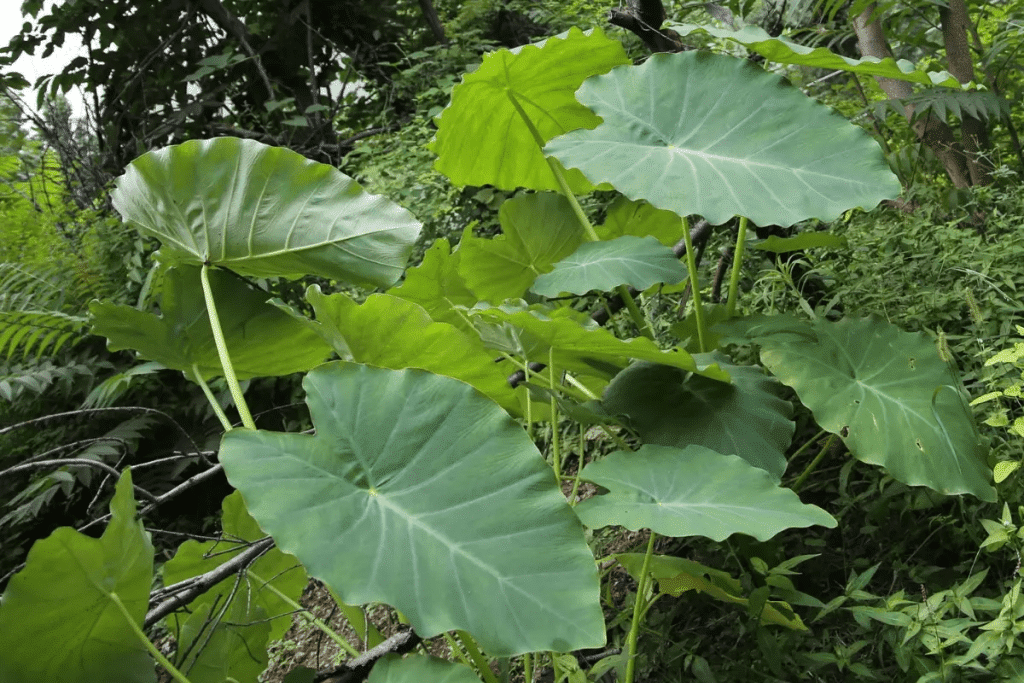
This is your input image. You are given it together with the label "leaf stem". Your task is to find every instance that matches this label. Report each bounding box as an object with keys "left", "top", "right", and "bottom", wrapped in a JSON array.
[
  {"left": 549, "top": 348, "right": 562, "bottom": 483},
  {"left": 725, "top": 216, "right": 749, "bottom": 318},
  {"left": 190, "top": 364, "right": 232, "bottom": 431},
  {"left": 199, "top": 264, "right": 255, "bottom": 430},
  {"left": 247, "top": 569, "right": 360, "bottom": 657},
  {"left": 108, "top": 591, "right": 192, "bottom": 683},
  {"left": 787, "top": 428, "right": 827, "bottom": 465},
  {"left": 504, "top": 89, "right": 600, "bottom": 242},
  {"left": 681, "top": 216, "right": 707, "bottom": 352},
  {"left": 504, "top": 89, "right": 654, "bottom": 340},
  {"left": 324, "top": 586, "right": 383, "bottom": 648},
  {"left": 442, "top": 632, "right": 476, "bottom": 668},
  {"left": 456, "top": 629, "right": 500, "bottom": 683},
  {"left": 791, "top": 433, "right": 838, "bottom": 494},
  {"left": 624, "top": 532, "right": 657, "bottom": 683},
  {"left": 567, "top": 425, "right": 586, "bottom": 506}
]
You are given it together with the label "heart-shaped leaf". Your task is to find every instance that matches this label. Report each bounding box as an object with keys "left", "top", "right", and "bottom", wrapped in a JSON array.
[
  {"left": 669, "top": 23, "right": 963, "bottom": 88},
  {"left": 0, "top": 471, "right": 154, "bottom": 683},
  {"left": 163, "top": 491, "right": 308, "bottom": 682},
  {"left": 595, "top": 196, "right": 686, "bottom": 246},
  {"left": 545, "top": 51, "right": 901, "bottom": 226},
  {"left": 219, "top": 363, "right": 605, "bottom": 656},
  {"left": 390, "top": 239, "right": 479, "bottom": 334},
  {"left": 531, "top": 236, "right": 687, "bottom": 296},
  {"left": 90, "top": 265, "right": 332, "bottom": 381},
  {"left": 368, "top": 654, "right": 483, "bottom": 683},
  {"left": 111, "top": 137, "right": 420, "bottom": 285},
  {"left": 299, "top": 287, "right": 519, "bottom": 413},
  {"left": 470, "top": 307, "right": 731, "bottom": 383},
  {"left": 432, "top": 27, "right": 629, "bottom": 192},
  {"left": 575, "top": 445, "right": 835, "bottom": 540},
  {"left": 600, "top": 353, "right": 792, "bottom": 479},
  {"left": 459, "top": 192, "right": 584, "bottom": 302},
  {"left": 721, "top": 314, "right": 995, "bottom": 501}
]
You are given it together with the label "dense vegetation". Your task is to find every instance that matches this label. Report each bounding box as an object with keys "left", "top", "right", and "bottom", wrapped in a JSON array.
[{"left": 2, "top": 1, "right": 1024, "bottom": 681}]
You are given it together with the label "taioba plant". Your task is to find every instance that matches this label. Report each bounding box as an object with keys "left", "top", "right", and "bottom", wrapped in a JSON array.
[{"left": 0, "top": 25, "right": 995, "bottom": 683}]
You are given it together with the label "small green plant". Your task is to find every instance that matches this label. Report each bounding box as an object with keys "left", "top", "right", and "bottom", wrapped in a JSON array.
[{"left": 0, "top": 23, "right": 996, "bottom": 683}]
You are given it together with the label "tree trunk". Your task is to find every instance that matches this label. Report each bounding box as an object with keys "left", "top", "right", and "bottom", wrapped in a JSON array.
[
  {"left": 418, "top": 0, "right": 449, "bottom": 45},
  {"left": 853, "top": 3, "right": 973, "bottom": 188},
  {"left": 608, "top": 0, "right": 682, "bottom": 53},
  {"left": 941, "top": 0, "right": 991, "bottom": 185}
]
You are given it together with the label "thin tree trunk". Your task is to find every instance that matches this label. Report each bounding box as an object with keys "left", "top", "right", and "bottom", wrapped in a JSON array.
[
  {"left": 941, "top": 0, "right": 991, "bottom": 185},
  {"left": 853, "top": 3, "right": 973, "bottom": 188},
  {"left": 418, "top": 0, "right": 449, "bottom": 45}
]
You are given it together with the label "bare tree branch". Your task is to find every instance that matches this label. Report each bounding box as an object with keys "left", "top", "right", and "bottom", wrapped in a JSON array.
[{"left": 144, "top": 537, "right": 274, "bottom": 627}]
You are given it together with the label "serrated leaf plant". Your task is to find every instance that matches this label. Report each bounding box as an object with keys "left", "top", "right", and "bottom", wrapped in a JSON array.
[{"left": 0, "top": 19, "right": 996, "bottom": 683}]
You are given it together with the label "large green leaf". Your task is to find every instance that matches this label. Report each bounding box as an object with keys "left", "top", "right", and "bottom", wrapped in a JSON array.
[
  {"left": 90, "top": 265, "right": 332, "bottom": 381},
  {"left": 616, "top": 554, "right": 806, "bottom": 629},
  {"left": 545, "top": 51, "right": 901, "bottom": 227},
  {"left": 111, "top": 137, "right": 420, "bottom": 285},
  {"left": 0, "top": 471, "right": 154, "bottom": 683},
  {"left": 390, "top": 239, "right": 479, "bottom": 334},
  {"left": 595, "top": 196, "right": 685, "bottom": 247},
  {"left": 458, "top": 192, "right": 584, "bottom": 301},
  {"left": 219, "top": 363, "right": 604, "bottom": 656},
  {"left": 600, "top": 354, "right": 792, "bottom": 479},
  {"left": 163, "top": 491, "right": 308, "bottom": 683},
  {"left": 530, "top": 236, "right": 687, "bottom": 297},
  {"left": 575, "top": 445, "right": 835, "bottom": 540},
  {"left": 722, "top": 315, "right": 995, "bottom": 501},
  {"left": 368, "top": 654, "right": 483, "bottom": 683},
  {"left": 470, "top": 307, "right": 731, "bottom": 383},
  {"left": 432, "top": 27, "right": 629, "bottom": 192},
  {"left": 300, "top": 287, "right": 519, "bottom": 413},
  {"left": 670, "top": 23, "right": 963, "bottom": 88}
]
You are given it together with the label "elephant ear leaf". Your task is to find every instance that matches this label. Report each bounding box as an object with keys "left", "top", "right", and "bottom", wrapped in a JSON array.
[
  {"left": 111, "top": 137, "right": 420, "bottom": 285},
  {"left": 545, "top": 51, "right": 900, "bottom": 227},
  {"left": 432, "top": 26, "right": 629, "bottom": 192},
  {"left": 0, "top": 470, "right": 155, "bottom": 683},
  {"left": 721, "top": 315, "right": 995, "bottom": 501},
  {"left": 219, "top": 362, "right": 605, "bottom": 656}
]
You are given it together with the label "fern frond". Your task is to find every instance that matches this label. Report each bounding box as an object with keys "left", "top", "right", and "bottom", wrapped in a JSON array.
[
  {"left": 874, "top": 90, "right": 1011, "bottom": 125},
  {"left": 0, "top": 262, "right": 69, "bottom": 312},
  {"left": 0, "top": 360, "right": 94, "bottom": 402},
  {"left": 0, "top": 310, "right": 88, "bottom": 360},
  {"left": 82, "top": 361, "right": 164, "bottom": 409}
]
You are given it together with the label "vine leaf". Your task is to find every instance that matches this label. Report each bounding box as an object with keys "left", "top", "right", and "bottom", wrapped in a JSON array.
[
  {"left": 545, "top": 51, "right": 901, "bottom": 226},
  {"left": 220, "top": 362, "right": 605, "bottom": 656},
  {"left": 0, "top": 470, "right": 155, "bottom": 683},
  {"left": 90, "top": 265, "right": 332, "bottom": 381},
  {"left": 432, "top": 27, "right": 629, "bottom": 192},
  {"left": 111, "top": 137, "right": 421, "bottom": 285}
]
